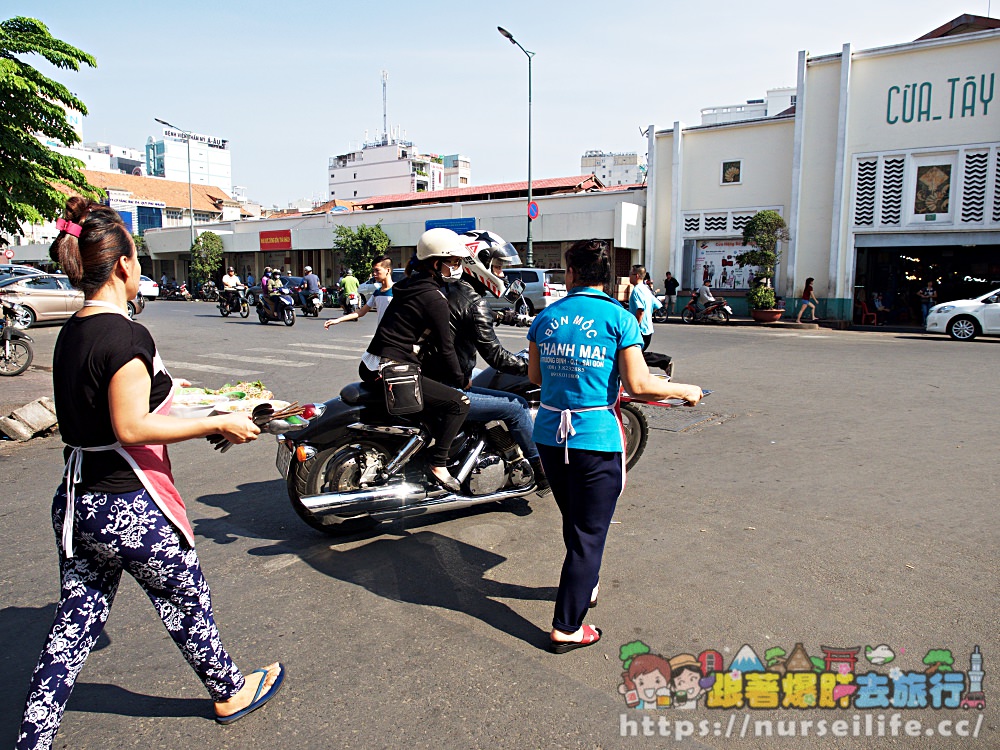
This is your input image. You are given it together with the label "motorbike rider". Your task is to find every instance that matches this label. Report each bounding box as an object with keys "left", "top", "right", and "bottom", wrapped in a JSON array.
[
  {"left": 360, "top": 228, "right": 470, "bottom": 493},
  {"left": 299, "top": 265, "right": 321, "bottom": 310},
  {"left": 324, "top": 256, "right": 394, "bottom": 328},
  {"left": 421, "top": 230, "right": 549, "bottom": 493},
  {"left": 339, "top": 268, "right": 360, "bottom": 312},
  {"left": 221, "top": 266, "right": 243, "bottom": 309},
  {"left": 264, "top": 269, "right": 287, "bottom": 315},
  {"left": 696, "top": 280, "right": 717, "bottom": 312}
]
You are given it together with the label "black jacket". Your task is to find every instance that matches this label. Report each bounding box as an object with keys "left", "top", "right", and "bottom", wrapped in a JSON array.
[
  {"left": 422, "top": 279, "right": 527, "bottom": 382},
  {"left": 366, "top": 273, "right": 465, "bottom": 388}
]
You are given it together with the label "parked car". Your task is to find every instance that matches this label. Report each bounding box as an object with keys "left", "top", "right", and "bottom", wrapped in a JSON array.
[
  {"left": 247, "top": 275, "right": 304, "bottom": 307},
  {"left": 0, "top": 274, "right": 83, "bottom": 328},
  {"left": 357, "top": 268, "right": 406, "bottom": 304},
  {"left": 925, "top": 288, "right": 1000, "bottom": 341},
  {"left": 0, "top": 264, "right": 45, "bottom": 283},
  {"left": 128, "top": 291, "right": 144, "bottom": 319},
  {"left": 139, "top": 275, "right": 159, "bottom": 300},
  {"left": 485, "top": 267, "right": 567, "bottom": 314}
]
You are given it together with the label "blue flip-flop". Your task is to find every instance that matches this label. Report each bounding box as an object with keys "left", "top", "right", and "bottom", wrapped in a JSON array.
[{"left": 216, "top": 663, "right": 286, "bottom": 725}]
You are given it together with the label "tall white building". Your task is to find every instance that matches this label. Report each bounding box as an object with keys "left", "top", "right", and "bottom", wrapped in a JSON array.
[
  {"left": 146, "top": 128, "right": 233, "bottom": 196},
  {"left": 580, "top": 150, "right": 645, "bottom": 186},
  {"left": 328, "top": 135, "right": 447, "bottom": 200},
  {"left": 441, "top": 154, "right": 471, "bottom": 188}
]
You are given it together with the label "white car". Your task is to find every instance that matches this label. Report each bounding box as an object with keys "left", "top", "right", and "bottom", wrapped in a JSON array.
[
  {"left": 925, "top": 288, "right": 1000, "bottom": 341},
  {"left": 139, "top": 275, "right": 159, "bottom": 299}
]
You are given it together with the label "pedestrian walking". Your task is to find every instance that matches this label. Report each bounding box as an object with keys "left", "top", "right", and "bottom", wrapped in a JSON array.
[
  {"left": 917, "top": 280, "right": 937, "bottom": 324},
  {"left": 662, "top": 272, "right": 680, "bottom": 317},
  {"left": 628, "top": 264, "right": 661, "bottom": 350},
  {"left": 795, "top": 277, "right": 820, "bottom": 323},
  {"left": 527, "top": 239, "right": 703, "bottom": 653},
  {"left": 16, "top": 198, "right": 284, "bottom": 750}
]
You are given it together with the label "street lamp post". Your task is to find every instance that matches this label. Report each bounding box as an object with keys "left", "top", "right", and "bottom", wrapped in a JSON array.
[
  {"left": 154, "top": 117, "right": 196, "bottom": 280},
  {"left": 497, "top": 26, "right": 535, "bottom": 268}
]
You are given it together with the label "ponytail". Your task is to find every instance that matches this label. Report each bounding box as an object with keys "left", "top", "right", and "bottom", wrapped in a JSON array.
[{"left": 50, "top": 197, "right": 133, "bottom": 295}]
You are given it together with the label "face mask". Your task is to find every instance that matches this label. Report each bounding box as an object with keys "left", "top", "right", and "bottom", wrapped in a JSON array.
[{"left": 441, "top": 263, "right": 464, "bottom": 282}]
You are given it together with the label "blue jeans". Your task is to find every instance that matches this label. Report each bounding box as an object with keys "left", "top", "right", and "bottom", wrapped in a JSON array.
[{"left": 467, "top": 386, "right": 538, "bottom": 461}]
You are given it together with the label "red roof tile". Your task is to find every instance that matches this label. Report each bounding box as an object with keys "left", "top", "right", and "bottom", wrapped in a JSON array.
[{"left": 356, "top": 174, "right": 604, "bottom": 208}]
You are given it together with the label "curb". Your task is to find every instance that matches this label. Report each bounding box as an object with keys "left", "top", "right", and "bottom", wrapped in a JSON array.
[{"left": 0, "top": 397, "right": 58, "bottom": 441}]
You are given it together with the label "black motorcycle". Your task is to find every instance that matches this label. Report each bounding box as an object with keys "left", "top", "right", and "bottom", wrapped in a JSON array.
[
  {"left": 219, "top": 287, "right": 250, "bottom": 318},
  {"left": 199, "top": 280, "right": 220, "bottom": 302},
  {"left": 272, "top": 355, "right": 658, "bottom": 536},
  {"left": 0, "top": 299, "right": 34, "bottom": 376},
  {"left": 257, "top": 287, "right": 296, "bottom": 326},
  {"left": 161, "top": 281, "right": 191, "bottom": 301},
  {"left": 300, "top": 288, "right": 324, "bottom": 317}
]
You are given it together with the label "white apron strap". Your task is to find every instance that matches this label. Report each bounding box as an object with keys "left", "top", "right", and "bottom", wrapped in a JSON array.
[
  {"left": 539, "top": 402, "right": 615, "bottom": 464},
  {"left": 62, "top": 442, "right": 121, "bottom": 557}
]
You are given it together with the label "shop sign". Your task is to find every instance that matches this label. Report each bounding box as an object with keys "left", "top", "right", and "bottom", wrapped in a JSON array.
[
  {"left": 162, "top": 128, "right": 229, "bottom": 150},
  {"left": 259, "top": 230, "right": 292, "bottom": 251},
  {"left": 885, "top": 72, "right": 994, "bottom": 125}
]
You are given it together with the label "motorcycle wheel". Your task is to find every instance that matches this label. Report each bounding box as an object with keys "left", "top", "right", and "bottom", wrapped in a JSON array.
[
  {"left": 283, "top": 308, "right": 295, "bottom": 326},
  {"left": 0, "top": 340, "right": 33, "bottom": 376},
  {"left": 240, "top": 301, "right": 250, "bottom": 318},
  {"left": 219, "top": 300, "right": 230, "bottom": 317},
  {"left": 710, "top": 308, "right": 731, "bottom": 323},
  {"left": 680, "top": 309, "right": 695, "bottom": 324},
  {"left": 258, "top": 311, "right": 269, "bottom": 324},
  {"left": 620, "top": 402, "right": 649, "bottom": 471},
  {"left": 291, "top": 440, "right": 392, "bottom": 534}
]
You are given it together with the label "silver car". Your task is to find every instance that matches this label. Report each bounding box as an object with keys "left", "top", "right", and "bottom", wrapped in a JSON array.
[{"left": 486, "top": 268, "right": 567, "bottom": 314}]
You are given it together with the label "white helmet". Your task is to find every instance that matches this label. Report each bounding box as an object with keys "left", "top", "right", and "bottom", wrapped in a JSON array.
[
  {"left": 460, "top": 230, "right": 520, "bottom": 298},
  {"left": 416, "top": 228, "right": 471, "bottom": 261},
  {"left": 304, "top": 266, "right": 312, "bottom": 273}
]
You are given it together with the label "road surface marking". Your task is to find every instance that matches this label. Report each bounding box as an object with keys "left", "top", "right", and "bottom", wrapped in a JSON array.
[
  {"left": 284, "top": 342, "right": 367, "bottom": 353},
  {"left": 166, "top": 362, "right": 262, "bottom": 376},
  {"left": 200, "top": 353, "right": 313, "bottom": 368},
  {"left": 247, "top": 347, "right": 359, "bottom": 361}
]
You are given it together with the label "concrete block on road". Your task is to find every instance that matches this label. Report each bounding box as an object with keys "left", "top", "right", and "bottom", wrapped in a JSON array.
[
  {"left": 37, "top": 396, "right": 57, "bottom": 415},
  {"left": 0, "top": 415, "right": 35, "bottom": 441},
  {"left": 11, "top": 399, "right": 58, "bottom": 433}
]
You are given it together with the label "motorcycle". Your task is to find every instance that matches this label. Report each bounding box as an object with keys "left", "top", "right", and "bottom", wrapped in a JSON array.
[
  {"left": 271, "top": 353, "right": 669, "bottom": 536},
  {"left": 0, "top": 299, "right": 34, "bottom": 376},
  {"left": 257, "top": 288, "right": 296, "bottom": 326},
  {"left": 681, "top": 293, "right": 732, "bottom": 324},
  {"left": 300, "top": 288, "right": 324, "bottom": 317},
  {"left": 161, "top": 281, "right": 192, "bottom": 301},
  {"left": 219, "top": 286, "right": 251, "bottom": 318},
  {"left": 199, "top": 280, "right": 220, "bottom": 302},
  {"left": 652, "top": 295, "right": 669, "bottom": 323},
  {"left": 340, "top": 291, "right": 360, "bottom": 316}
]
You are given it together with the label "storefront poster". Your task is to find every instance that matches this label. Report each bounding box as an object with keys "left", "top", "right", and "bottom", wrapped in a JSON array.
[{"left": 694, "top": 240, "right": 760, "bottom": 291}]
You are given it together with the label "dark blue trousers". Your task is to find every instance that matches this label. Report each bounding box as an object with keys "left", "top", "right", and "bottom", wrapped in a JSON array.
[
  {"left": 17, "top": 488, "right": 244, "bottom": 750},
  {"left": 536, "top": 443, "right": 624, "bottom": 633}
]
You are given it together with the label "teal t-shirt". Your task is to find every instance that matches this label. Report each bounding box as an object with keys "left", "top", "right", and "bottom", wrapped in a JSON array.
[
  {"left": 629, "top": 283, "right": 661, "bottom": 336},
  {"left": 527, "top": 288, "right": 642, "bottom": 452}
]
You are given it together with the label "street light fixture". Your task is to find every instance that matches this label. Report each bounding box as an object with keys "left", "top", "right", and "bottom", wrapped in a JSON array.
[
  {"left": 154, "top": 117, "right": 196, "bottom": 278},
  {"left": 497, "top": 26, "right": 535, "bottom": 267}
]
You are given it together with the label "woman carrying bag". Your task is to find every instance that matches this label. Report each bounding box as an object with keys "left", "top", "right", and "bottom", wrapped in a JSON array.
[{"left": 360, "top": 228, "right": 471, "bottom": 493}]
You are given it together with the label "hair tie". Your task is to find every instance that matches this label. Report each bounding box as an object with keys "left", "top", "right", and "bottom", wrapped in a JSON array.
[{"left": 56, "top": 218, "right": 83, "bottom": 238}]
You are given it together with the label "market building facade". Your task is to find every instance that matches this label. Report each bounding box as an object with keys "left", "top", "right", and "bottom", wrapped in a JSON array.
[{"left": 647, "top": 15, "right": 1000, "bottom": 322}]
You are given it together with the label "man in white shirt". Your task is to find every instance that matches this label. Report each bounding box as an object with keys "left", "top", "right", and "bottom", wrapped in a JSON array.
[
  {"left": 325, "top": 256, "right": 395, "bottom": 328},
  {"left": 221, "top": 267, "right": 243, "bottom": 308},
  {"left": 697, "top": 281, "right": 716, "bottom": 310}
]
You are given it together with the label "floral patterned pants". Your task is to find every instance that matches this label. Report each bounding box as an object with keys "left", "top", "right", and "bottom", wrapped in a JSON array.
[{"left": 17, "top": 487, "right": 245, "bottom": 750}]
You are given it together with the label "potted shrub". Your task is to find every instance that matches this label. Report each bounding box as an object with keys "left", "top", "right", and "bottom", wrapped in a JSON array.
[{"left": 735, "top": 210, "right": 788, "bottom": 322}]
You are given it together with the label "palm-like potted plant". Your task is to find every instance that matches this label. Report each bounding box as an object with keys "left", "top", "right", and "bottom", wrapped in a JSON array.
[{"left": 735, "top": 210, "right": 789, "bottom": 322}]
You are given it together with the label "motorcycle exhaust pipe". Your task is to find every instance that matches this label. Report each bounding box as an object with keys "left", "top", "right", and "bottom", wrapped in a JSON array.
[{"left": 299, "top": 482, "right": 426, "bottom": 515}]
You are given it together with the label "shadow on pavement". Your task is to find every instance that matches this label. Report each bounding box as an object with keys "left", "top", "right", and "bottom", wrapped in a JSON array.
[{"left": 195, "top": 481, "right": 552, "bottom": 649}]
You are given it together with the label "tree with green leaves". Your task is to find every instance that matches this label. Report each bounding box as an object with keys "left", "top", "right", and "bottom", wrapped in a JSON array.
[
  {"left": 190, "top": 231, "right": 224, "bottom": 285},
  {"left": 735, "top": 209, "right": 790, "bottom": 310},
  {"left": 0, "top": 16, "right": 101, "bottom": 247},
  {"left": 332, "top": 222, "right": 392, "bottom": 275},
  {"left": 922, "top": 649, "right": 954, "bottom": 675}
]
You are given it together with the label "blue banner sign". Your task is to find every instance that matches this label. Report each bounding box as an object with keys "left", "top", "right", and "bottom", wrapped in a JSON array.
[{"left": 425, "top": 218, "right": 477, "bottom": 234}]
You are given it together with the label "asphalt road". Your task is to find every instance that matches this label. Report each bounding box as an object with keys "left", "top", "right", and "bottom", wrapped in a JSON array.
[{"left": 1, "top": 301, "right": 997, "bottom": 749}]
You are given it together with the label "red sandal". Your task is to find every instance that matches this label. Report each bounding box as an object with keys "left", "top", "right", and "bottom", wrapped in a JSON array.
[{"left": 550, "top": 624, "right": 602, "bottom": 654}]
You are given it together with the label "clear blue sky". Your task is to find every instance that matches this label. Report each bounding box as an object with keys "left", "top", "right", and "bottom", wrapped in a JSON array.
[{"left": 12, "top": 0, "right": 987, "bottom": 206}]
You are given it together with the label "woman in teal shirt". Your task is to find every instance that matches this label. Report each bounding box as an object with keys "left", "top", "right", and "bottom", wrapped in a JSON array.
[{"left": 528, "top": 239, "right": 703, "bottom": 653}]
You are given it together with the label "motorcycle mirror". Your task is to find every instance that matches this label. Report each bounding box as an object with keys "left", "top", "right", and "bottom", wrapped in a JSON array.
[
  {"left": 266, "top": 419, "right": 307, "bottom": 434},
  {"left": 503, "top": 279, "right": 525, "bottom": 302}
]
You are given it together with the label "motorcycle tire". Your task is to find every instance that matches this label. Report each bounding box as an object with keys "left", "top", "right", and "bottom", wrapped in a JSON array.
[
  {"left": 283, "top": 308, "right": 295, "bottom": 326},
  {"left": 620, "top": 402, "right": 649, "bottom": 471},
  {"left": 711, "top": 308, "right": 731, "bottom": 323},
  {"left": 290, "top": 440, "right": 391, "bottom": 534},
  {"left": 258, "top": 311, "right": 269, "bottom": 324},
  {"left": 680, "top": 309, "right": 696, "bottom": 324},
  {"left": 0, "top": 340, "right": 33, "bottom": 376},
  {"left": 652, "top": 310, "right": 667, "bottom": 323},
  {"left": 240, "top": 301, "right": 250, "bottom": 318},
  {"left": 219, "top": 300, "right": 230, "bottom": 317}
]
